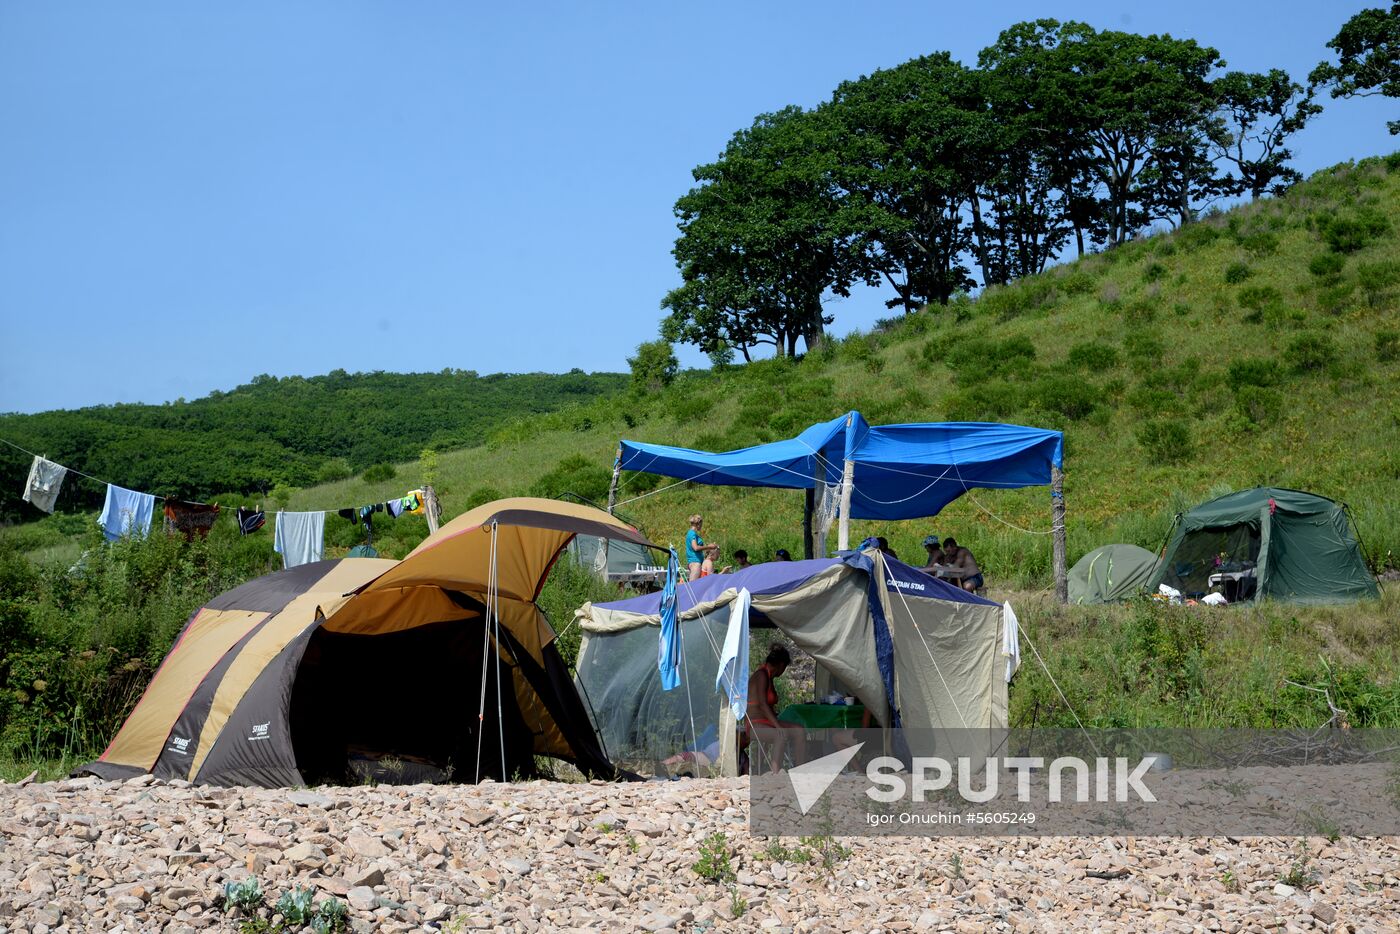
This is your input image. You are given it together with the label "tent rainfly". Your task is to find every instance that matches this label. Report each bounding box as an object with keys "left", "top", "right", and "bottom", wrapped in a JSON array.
[
  {"left": 1068, "top": 544, "right": 1161, "bottom": 604},
  {"left": 80, "top": 499, "right": 655, "bottom": 787},
  {"left": 573, "top": 548, "right": 1019, "bottom": 777},
  {"left": 1148, "top": 488, "right": 1378, "bottom": 605},
  {"left": 608, "top": 413, "right": 1070, "bottom": 600}
]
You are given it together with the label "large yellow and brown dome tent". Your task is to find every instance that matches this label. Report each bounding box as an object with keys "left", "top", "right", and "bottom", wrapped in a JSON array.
[{"left": 80, "top": 499, "right": 654, "bottom": 787}]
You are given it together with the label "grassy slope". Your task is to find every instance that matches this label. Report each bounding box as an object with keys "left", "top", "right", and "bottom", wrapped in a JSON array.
[{"left": 290, "top": 155, "right": 1400, "bottom": 586}]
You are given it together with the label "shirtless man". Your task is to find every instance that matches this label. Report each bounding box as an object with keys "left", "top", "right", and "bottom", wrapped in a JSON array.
[{"left": 942, "top": 537, "right": 984, "bottom": 592}]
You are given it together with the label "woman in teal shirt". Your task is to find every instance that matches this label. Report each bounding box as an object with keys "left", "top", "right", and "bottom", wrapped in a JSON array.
[{"left": 685, "top": 513, "right": 719, "bottom": 581}]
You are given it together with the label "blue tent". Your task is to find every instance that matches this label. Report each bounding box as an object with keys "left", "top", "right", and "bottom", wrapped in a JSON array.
[{"left": 618, "top": 412, "right": 1063, "bottom": 520}]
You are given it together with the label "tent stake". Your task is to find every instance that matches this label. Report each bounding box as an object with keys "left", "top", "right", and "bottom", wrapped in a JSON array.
[{"left": 1052, "top": 467, "right": 1067, "bottom": 604}]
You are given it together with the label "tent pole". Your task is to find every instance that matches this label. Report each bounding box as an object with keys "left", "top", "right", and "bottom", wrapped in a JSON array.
[
  {"left": 602, "top": 446, "right": 622, "bottom": 572},
  {"left": 837, "top": 457, "right": 855, "bottom": 551},
  {"left": 803, "top": 487, "right": 814, "bottom": 559},
  {"left": 1052, "top": 466, "right": 1067, "bottom": 604}
]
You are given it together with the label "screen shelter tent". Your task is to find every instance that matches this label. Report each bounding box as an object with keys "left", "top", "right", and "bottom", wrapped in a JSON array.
[
  {"left": 81, "top": 498, "right": 655, "bottom": 787},
  {"left": 609, "top": 413, "right": 1069, "bottom": 600},
  {"left": 574, "top": 548, "right": 1017, "bottom": 776},
  {"left": 1148, "top": 488, "right": 1378, "bottom": 605},
  {"left": 1068, "top": 544, "right": 1161, "bottom": 604}
]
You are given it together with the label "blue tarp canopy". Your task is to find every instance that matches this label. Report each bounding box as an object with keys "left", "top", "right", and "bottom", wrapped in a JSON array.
[{"left": 619, "top": 413, "right": 1063, "bottom": 521}]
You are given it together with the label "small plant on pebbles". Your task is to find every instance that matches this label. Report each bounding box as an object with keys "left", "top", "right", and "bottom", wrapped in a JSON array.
[{"left": 694, "top": 832, "right": 736, "bottom": 884}]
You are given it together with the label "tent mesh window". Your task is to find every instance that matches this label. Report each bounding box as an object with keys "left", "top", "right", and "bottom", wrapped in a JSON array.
[
  {"left": 1159, "top": 524, "right": 1260, "bottom": 598},
  {"left": 576, "top": 613, "right": 727, "bottom": 774}
]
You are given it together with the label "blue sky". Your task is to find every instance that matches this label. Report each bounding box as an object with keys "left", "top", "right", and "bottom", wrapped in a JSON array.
[{"left": 0, "top": 1, "right": 1394, "bottom": 414}]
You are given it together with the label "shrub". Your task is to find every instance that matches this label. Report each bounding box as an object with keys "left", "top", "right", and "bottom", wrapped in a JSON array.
[
  {"left": 1125, "top": 385, "right": 1181, "bottom": 415},
  {"left": 1238, "top": 285, "right": 1285, "bottom": 324},
  {"left": 1098, "top": 281, "right": 1123, "bottom": 308},
  {"left": 1241, "top": 231, "right": 1280, "bottom": 257},
  {"left": 978, "top": 284, "right": 1031, "bottom": 320},
  {"left": 1143, "top": 261, "right": 1168, "bottom": 283},
  {"left": 1178, "top": 223, "right": 1220, "bottom": 251},
  {"left": 1317, "top": 281, "right": 1356, "bottom": 316},
  {"left": 1123, "top": 298, "right": 1157, "bottom": 324},
  {"left": 1357, "top": 260, "right": 1400, "bottom": 307},
  {"left": 1136, "top": 418, "right": 1193, "bottom": 464},
  {"left": 527, "top": 453, "right": 611, "bottom": 503},
  {"left": 1308, "top": 253, "right": 1346, "bottom": 280},
  {"left": 921, "top": 335, "right": 955, "bottom": 365},
  {"left": 314, "top": 459, "right": 353, "bottom": 484},
  {"left": 1058, "top": 270, "right": 1097, "bottom": 295},
  {"left": 1027, "top": 376, "right": 1098, "bottom": 420},
  {"left": 1124, "top": 332, "right": 1164, "bottom": 365},
  {"left": 1067, "top": 341, "right": 1120, "bottom": 371},
  {"left": 944, "top": 336, "right": 1037, "bottom": 385},
  {"left": 361, "top": 463, "right": 396, "bottom": 484},
  {"left": 463, "top": 486, "right": 505, "bottom": 511},
  {"left": 1375, "top": 330, "right": 1400, "bottom": 363},
  {"left": 1226, "top": 358, "right": 1280, "bottom": 390},
  {"left": 1234, "top": 386, "right": 1284, "bottom": 426},
  {"left": 1320, "top": 207, "right": 1390, "bottom": 253},
  {"left": 944, "top": 380, "right": 1023, "bottom": 420},
  {"left": 1283, "top": 332, "right": 1339, "bottom": 373},
  {"left": 1224, "top": 262, "right": 1253, "bottom": 284}
]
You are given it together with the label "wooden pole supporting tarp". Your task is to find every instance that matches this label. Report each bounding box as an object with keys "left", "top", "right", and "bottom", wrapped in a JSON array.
[
  {"left": 803, "top": 487, "right": 814, "bottom": 559},
  {"left": 602, "top": 445, "right": 623, "bottom": 571},
  {"left": 1052, "top": 466, "right": 1067, "bottom": 604}
]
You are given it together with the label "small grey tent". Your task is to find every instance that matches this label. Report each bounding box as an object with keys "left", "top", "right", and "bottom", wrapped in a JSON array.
[{"left": 1068, "top": 544, "right": 1160, "bottom": 604}]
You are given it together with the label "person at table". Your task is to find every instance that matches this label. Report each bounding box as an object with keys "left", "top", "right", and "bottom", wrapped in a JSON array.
[
  {"left": 773, "top": 548, "right": 792, "bottom": 561},
  {"left": 920, "top": 534, "right": 944, "bottom": 569},
  {"left": 720, "top": 549, "right": 752, "bottom": 574},
  {"left": 831, "top": 707, "right": 879, "bottom": 755},
  {"left": 685, "top": 514, "right": 720, "bottom": 581},
  {"left": 747, "top": 645, "right": 805, "bottom": 773},
  {"left": 943, "top": 537, "right": 984, "bottom": 592}
]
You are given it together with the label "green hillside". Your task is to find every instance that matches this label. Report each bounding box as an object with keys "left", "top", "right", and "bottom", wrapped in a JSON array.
[
  {"left": 0, "top": 368, "right": 626, "bottom": 521},
  {"left": 289, "top": 154, "right": 1400, "bottom": 583}
]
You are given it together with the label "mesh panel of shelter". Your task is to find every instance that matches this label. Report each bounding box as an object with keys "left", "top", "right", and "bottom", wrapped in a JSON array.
[
  {"left": 575, "top": 611, "right": 728, "bottom": 772},
  {"left": 1161, "top": 525, "right": 1260, "bottom": 596}
]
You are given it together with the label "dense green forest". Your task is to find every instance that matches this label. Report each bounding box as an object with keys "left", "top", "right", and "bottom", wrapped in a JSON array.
[{"left": 0, "top": 368, "right": 625, "bottom": 520}]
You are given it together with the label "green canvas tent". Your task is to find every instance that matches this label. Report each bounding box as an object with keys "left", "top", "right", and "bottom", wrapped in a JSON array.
[
  {"left": 1149, "top": 488, "right": 1377, "bottom": 605},
  {"left": 1068, "top": 544, "right": 1160, "bottom": 604}
]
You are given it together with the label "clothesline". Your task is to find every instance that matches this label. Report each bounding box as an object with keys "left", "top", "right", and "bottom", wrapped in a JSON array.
[{"left": 1, "top": 436, "right": 420, "bottom": 518}]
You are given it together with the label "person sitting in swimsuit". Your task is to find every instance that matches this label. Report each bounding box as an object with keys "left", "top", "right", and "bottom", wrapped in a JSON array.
[
  {"left": 685, "top": 514, "right": 720, "bottom": 581},
  {"left": 746, "top": 645, "right": 804, "bottom": 773},
  {"left": 943, "top": 537, "right": 984, "bottom": 592}
]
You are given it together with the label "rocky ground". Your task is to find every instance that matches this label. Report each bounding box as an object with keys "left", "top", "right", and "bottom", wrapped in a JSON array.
[{"left": 1, "top": 772, "right": 1398, "bottom": 933}]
